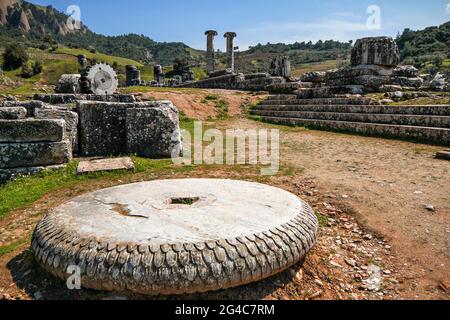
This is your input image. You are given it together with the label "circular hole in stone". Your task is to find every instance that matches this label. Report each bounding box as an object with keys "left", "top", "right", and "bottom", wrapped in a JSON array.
[{"left": 169, "top": 197, "right": 200, "bottom": 206}]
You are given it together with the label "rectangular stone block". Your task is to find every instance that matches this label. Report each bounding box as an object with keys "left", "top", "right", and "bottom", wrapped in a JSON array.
[
  {"left": 77, "top": 157, "right": 134, "bottom": 175},
  {"left": 0, "top": 119, "right": 65, "bottom": 143},
  {"left": 77, "top": 102, "right": 130, "bottom": 156},
  {"left": 126, "top": 102, "right": 181, "bottom": 158},
  {"left": 0, "top": 107, "right": 27, "bottom": 120},
  {"left": 1, "top": 101, "right": 46, "bottom": 117},
  {"left": 35, "top": 108, "right": 79, "bottom": 153},
  {"left": 0, "top": 142, "right": 72, "bottom": 169}
]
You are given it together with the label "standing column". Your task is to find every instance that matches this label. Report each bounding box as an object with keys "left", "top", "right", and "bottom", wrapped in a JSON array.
[
  {"left": 205, "top": 30, "right": 218, "bottom": 74},
  {"left": 224, "top": 32, "right": 237, "bottom": 71}
]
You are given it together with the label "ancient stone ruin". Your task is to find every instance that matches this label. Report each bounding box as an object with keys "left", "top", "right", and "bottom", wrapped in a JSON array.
[
  {"left": 224, "top": 32, "right": 237, "bottom": 71},
  {"left": 205, "top": 30, "right": 218, "bottom": 74},
  {"left": 250, "top": 37, "right": 450, "bottom": 145},
  {"left": 31, "top": 179, "right": 319, "bottom": 295},
  {"left": 153, "top": 65, "right": 165, "bottom": 85},
  {"left": 0, "top": 94, "right": 182, "bottom": 183},
  {"left": 126, "top": 65, "right": 141, "bottom": 86},
  {"left": 56, "top": 62, "right": 119, "bottom": 95},
  {"left": 269, "top": 56, "right": 292, "bottom": 79}
]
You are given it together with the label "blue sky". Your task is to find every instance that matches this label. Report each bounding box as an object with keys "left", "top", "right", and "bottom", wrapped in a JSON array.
[{"left": 33, "top": 0, "right": 450, "bottom": 50}]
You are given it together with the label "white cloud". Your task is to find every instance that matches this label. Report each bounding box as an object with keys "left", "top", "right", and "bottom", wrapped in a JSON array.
[{"left": 447, "top": 3, "right": 450, "bottom": 13}]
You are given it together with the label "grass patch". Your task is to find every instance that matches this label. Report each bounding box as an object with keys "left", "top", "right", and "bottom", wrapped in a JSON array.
[
  {"left": 215, "top": 99, "right": 230, "bottom": 119},
  {"left": 316, "top": 213, "right": 329, "bottom": 227},
  {"left": 0, "top": 237, "right": 29, "bottom": 257},
  {"left": 56, "top": 47, "right": 142, "bottom": 67}
]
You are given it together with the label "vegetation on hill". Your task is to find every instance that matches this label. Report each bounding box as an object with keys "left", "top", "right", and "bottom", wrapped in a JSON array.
[{"left": 397, "top": 21, "right": 450, "bottom": 76}]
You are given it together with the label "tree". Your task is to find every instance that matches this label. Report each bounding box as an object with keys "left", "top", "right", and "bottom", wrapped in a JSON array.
[{"left": 2, "top": 44, "right": 29, "bottom": 71}]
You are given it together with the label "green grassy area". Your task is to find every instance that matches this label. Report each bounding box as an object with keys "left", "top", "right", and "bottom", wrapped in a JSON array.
[{"left": 55, "top": 47, "right": 143, "bottom": 67}]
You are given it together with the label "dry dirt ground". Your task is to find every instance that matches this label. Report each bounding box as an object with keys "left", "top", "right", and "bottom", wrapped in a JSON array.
[{"left": 0, "top": 90, "right": 449, "bottom": 300}]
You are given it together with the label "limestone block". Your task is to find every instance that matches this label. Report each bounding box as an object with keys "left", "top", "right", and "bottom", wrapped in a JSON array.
[
  {"left": 126, "top": 102, "right": 181, "bottom": 158},
  {"left": 1, "top": 100, "right": 45, "bottom": 117},
  {"left": 0, "top": 107, "right": 27, "bottom": 119},
  {"left": 301, "top": 71, "right": 326, "bottom": 83},
  {"left": 35, "top": 108, "right": 79, "bottom": 153},
  {"left": 55, "top": 74, "right": 81, "bottom": 94},
  {"left": 0, "top": 119, "right": 65, "bottom": 143},
  {"left": 0, "top": 142, "right": 71, "bottom": 169},
  {"left": 351, "top": 37, "right": 400, "bottom": 66}
]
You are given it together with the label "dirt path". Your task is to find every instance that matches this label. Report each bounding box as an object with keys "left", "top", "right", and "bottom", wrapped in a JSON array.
[{"left": 217, "top": 118, "right": 450, "bottom": 299}]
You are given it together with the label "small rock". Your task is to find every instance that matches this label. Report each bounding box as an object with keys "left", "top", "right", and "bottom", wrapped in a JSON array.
[
  {"left": 383, "top": 270, "right": 392, "bottom": 275},
  {"left": 309, "top": 290, "right": 323, "bottom": 300},
  {"left": 342, "top": 194, "right": 349, "bottom": 199},
  {"left": 345, "top": 258, "right": 357, "bottom": 267},
  {"left": 314, "top": 279, "right": 324, "bottom": 287},
  {"left": 425, "top": 205, "right": 435, "bottom": 212},
  {"left": 363, "top": 234, "right": 373, "bottom": 241}
]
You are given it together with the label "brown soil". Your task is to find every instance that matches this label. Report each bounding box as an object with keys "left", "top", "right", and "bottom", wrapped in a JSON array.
[
  {"left": 134, "top": 89, "right": 265, "bottom": 120},
  {"left": 0, "top": 90, "right": 449, "bottom": 300}
]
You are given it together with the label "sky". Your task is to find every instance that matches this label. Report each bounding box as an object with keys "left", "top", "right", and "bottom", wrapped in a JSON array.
[{"left": 32, "top": 0, "right": 450, "bottom": 50}]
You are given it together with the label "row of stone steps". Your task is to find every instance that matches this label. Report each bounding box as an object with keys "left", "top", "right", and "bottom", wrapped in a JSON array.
[
  {"left": 251, "top": 96, "right": 450, "bottom": 145},
  {"left": 251, "top": 110, "right": 450, "bottom": 129},
  {"left": 263, "top": 97, "right": 376, "bottom": 106},
  {"left": 253, "top": 104, "right": 450, "bottom": 116}
]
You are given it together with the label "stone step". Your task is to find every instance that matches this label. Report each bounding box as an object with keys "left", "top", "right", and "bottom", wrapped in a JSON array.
[
  {"left": 252, "top": 105, "right": 450, "bottom": 116},
  {"left": 255, "top": 116, "right": 450, "bottom": 145},
  {"left": 250, "top": 110, "right": 450, "bottom": 128},
  {"left": 262, "top": 98, "right": 375, "bottom": 105}
]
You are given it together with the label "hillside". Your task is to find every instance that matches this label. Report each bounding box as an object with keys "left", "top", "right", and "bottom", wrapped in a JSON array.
[
  {"left": 0, "top": 0, "right": 205, "bottom": 66},
  {"left": 396, "top": 21, "right": 450, "bottom": 76}
]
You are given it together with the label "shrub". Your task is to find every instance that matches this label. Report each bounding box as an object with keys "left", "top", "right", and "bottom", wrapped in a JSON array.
[
  {"left": 32, "top": 61, "right": 43, "bottom": 75},
  {"left": 21, "top": 63, "right": 33, "bottom": 78},
  {"left": 2, "top": 44, "right": 29, "bottom": 70}
]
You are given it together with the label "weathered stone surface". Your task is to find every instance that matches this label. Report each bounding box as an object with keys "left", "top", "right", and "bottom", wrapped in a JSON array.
[
  {"left": 430, "top": 72, "right": 447, "bottom": 91},
  {"left": 0, "top": 119, "right": 65, "bottom": 143},
  {"left": 0, "top": 107, "right": 26, "bottom": 119},
  {"left": 77, "top": 101, "right": 130, "bottom": 156},
  {"left": 126, "top": 102, "right": 181, "bottom": 158},
  {"left": 325, "top": 64, "right": 423, "bottom": 89},
  {"left": 32, "top": 179, "right": 319, "bottom": 295},
  {"left": 301, "top": 71, "right": 326, "bottom": 83},
  {"left": 34, "top": 94, "right": 136, "bottom": 104},
  {"left": 0, "top": 141, "right": 71, "bottom": 169},
  {"left": 35, "top": 108, "right": 79, "bottom": 153},
  {"left": 205, "top": 30, "right": 218, "bottom": 74},
  {"left": 269, "top": 56, "right": 291, "bottom": 78},
  {"left": 126, "top": 65, "right": 141, "bottom": 87},
  {"left": 55, "top": 74, "right": 81, "bottom": 94},
  {"left": 78, "top": 101, "right": 171, "bottom": 156},
  {"left": 351, "top": 37, "right": 400, "bottom": 66},
  {"left": 392, "top": 65, "right": 419, "bottom": 78},
  {"left": 77, "top": 157, "right": 134, "bottom": 174},
  {"left": 1, "top": 100, "right": 45, "bottom": 117}
]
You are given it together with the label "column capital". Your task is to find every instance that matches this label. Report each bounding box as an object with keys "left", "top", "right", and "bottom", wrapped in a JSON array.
[
  {"left": 205, "top": 30, "right": 218, "bottom": 36},
  {"left": 224, "top": 32, "right": 237, "bottom": 39}
]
